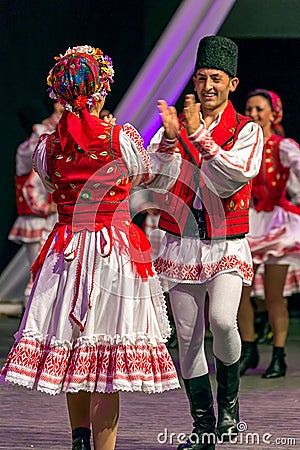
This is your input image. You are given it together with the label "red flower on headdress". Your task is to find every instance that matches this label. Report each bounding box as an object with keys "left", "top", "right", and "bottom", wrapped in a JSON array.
[{"left": 74, "top": 95, "right": 87, "bottom": 110}]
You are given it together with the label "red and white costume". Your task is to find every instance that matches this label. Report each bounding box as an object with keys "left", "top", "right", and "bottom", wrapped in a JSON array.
[
  {"left": 148, "top": 102, "right": 263, "bottom": 286},
  {"left": 8, "top": 123, "right": 56, "bottom": 246},
  {"left": 247, "top": 135, "right": 300, "bottom": 265},
  {"left": 1, "top": 115, "right": 180, "bottom": 395},
  {"left": 146, "top": 102, "right": 263, "bottom": 379},
  {"left": 8, "top": 119, "right": 60, "bottom": 299}
]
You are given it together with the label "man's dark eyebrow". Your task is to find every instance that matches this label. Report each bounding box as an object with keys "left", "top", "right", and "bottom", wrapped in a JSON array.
[{"left": 196, "top": 71, "right": 223, "bottom": 77}]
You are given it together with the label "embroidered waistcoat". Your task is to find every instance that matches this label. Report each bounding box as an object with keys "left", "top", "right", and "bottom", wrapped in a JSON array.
[
  {"left": 251, "top": 135, "right": 289, "bottom": 212},
  {"left": 158, "top": 102, "right": 253, "bottom": 239},
  {"left": 45, "top": 119, "right": 132, "bottom": 229}
]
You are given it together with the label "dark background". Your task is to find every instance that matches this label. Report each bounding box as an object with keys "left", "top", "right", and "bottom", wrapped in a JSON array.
[
  {"left": 0, "top": 0, "right": 182, "bottom": 270},
  {"left": 1, "top": 0, "right": 300, "bottom": 272}
]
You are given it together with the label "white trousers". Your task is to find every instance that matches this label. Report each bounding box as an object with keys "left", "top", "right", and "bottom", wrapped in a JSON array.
[{"left": 169, "top": 273, "right": 242, "bottom": 379}]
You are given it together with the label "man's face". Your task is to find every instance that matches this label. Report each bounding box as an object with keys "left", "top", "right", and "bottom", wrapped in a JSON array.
[{"left": 193, "top": 68, "right": 239, "bottom": 114}]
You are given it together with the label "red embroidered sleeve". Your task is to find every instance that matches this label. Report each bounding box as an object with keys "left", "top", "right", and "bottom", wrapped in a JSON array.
[
  {"left": 189, "top": 126, "right": 219, "bottom": 160},
  {"left": 122, "top": 123, "right": 151, "bottom": 182},
  {"left": 157, "top": 135, "right": 177, "bottom": 154}
]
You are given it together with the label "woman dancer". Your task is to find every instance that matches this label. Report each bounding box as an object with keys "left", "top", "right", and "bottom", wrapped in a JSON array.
[
  {"left": 238, "top": 89, "right": 300, "bottom": 378},
  {"left": 1, "top": 45, "right": 180, "bottom": 450}
]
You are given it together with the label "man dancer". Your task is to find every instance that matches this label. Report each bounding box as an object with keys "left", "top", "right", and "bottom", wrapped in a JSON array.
[{"left": 148, "top": 35, "right": 263, "bottom": 449}]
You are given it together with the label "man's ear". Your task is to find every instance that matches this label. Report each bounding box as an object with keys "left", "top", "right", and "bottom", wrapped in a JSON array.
[{"left": 229, "top": 77, "right": 239, "bottom": 92}]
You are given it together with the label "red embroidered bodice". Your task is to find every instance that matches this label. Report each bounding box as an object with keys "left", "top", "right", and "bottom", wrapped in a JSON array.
[
  {"left": 251, "top": 135, "right": 289, "bottom": 212},
  {"left": 33, "top": 116, "right": 154, "bottom": 330},
  {"left": 45, "top": 117, "right": 132, "bottom": 229}
]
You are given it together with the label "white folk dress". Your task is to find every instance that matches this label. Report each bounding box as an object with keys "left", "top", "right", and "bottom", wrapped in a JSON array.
[{"left": 0, "top": 120, "right": 180, "bottom": 395}]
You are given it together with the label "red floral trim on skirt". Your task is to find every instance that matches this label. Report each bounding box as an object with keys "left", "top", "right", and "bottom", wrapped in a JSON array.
[
  {"left": 154, "top": 254, "right": 254, "bottom": 283},
  {"left": 1, "top": 335, "right": 179, "bottom": 395}
]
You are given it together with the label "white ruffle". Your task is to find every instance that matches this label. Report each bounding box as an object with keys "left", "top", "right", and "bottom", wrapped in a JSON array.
[
  {"left": 15, "top": 328, "right": 172, "bottom": 349},
  {"left": 154, "top": 233, "right": 254, "bottom": 285},
  {"left": 8, "top": 216, "right": 46, "bottom": 243},
  {"left": 248, "top": 206, "right": 300, "bottom": 264}
]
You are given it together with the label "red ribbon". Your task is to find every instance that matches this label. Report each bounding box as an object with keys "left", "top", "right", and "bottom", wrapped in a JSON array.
[{"left": 58, "top": 109, "right": 95, "bottom": 151}]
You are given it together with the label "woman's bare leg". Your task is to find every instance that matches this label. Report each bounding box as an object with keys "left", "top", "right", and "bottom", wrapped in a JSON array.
[
  {"left": 264, "top": 264, "right": 289, "bottom": 347},
  {"left": 91, "top": 392, "right": 119, "bottom": 450},
  {"left": 67, "top": 391, "right": 91, "bottom": 429}
]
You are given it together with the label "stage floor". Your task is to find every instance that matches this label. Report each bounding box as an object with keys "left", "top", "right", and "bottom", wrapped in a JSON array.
[{"left": 0, "top": 316, "right": 299, "bottom": 450}]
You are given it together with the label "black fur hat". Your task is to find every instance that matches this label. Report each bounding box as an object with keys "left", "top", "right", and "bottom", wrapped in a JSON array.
[{"left": 195, "top": 35, "right": 238, "bottom": 77}]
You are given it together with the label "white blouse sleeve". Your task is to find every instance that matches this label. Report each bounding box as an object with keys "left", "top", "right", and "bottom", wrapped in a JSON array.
[
  {"left": 32, "top": 135, "right": 54, "bottom": 192},
  {"left": 15, "top": 131, "right": 39, "bottom": 176},
  {"left": 120, "top": 123, "right": 151, "bottom": 187},
  {"left": 22, "top": 170, "right": 51, "bottom": 215},
  {"left": 189, "top": 121, "right": 264, "bottom": 198},
  {"left": 279, "top": 138, "right": 300, "bottom": 180},
  {"left": 286, "top": 170, "right": 300, "bottom": 206}
]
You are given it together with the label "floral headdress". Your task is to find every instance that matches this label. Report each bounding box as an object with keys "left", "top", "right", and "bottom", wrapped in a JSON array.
[{"left": 47, "top": 45, "right": 114, "bottom": 113}]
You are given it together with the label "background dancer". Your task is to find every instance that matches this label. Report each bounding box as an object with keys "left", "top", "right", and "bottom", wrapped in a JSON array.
[
  {"left": 8, "top": 100, "right": 62, "bottom": 307},
  {"left": 238, "top": 89, "right": 300, "bottom": 378}
]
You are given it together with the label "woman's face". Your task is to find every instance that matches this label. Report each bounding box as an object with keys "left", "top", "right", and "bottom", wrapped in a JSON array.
[{"left": 245, "top": 95, "right": 275, "bottom": 131}]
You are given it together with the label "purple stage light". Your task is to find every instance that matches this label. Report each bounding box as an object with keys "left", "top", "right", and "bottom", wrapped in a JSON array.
[{"left": 114, "top": 0, "right": 236, "bottom": 145}]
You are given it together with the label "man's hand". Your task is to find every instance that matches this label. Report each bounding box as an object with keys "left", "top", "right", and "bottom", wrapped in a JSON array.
[
  {"left": 102, "top": 113, "right": 116, "bottom": 125},
  {"left": 184, "top": 94, "right": 201, "bottom": 135},
  {"left": 157, "top": 100, "right": 179, "bottom": 140}
]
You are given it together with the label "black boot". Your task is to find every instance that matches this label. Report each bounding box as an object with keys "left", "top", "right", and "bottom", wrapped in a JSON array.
[
  {"left": 262, "top": 346, "right": 287, "bottom": 379},
  {"left": 72, "top": 427, "right": 91, "bottom": 450},
  {"left": 177, "top": 375, "right": 216, "bottom": 450},
  {"left": 215, "top": 358, "right": 239, "bottom": 442},
  {"left": 239, "top": 341, "right": 259, "bottom": 376}
]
